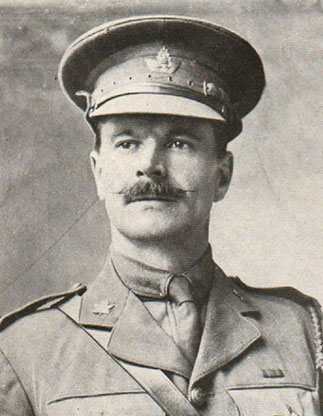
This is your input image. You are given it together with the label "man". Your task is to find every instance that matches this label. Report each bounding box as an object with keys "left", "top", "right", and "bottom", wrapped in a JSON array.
[{"left": 0, "top": 15, "right": 322, "bottom": 416}]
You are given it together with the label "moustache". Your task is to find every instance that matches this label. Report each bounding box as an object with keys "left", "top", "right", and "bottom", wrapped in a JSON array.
[{"left": 118, "top": 181, "right": 188, "bottom": 204}]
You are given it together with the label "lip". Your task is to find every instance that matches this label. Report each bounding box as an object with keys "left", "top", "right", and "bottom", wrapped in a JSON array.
[{"left": 126, "top": 195, "right": 179, "bottom": 203}]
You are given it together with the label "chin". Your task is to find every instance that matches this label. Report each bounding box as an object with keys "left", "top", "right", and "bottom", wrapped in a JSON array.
[{"left": 113, "top": 215, "right": 193, "bottom": 241}]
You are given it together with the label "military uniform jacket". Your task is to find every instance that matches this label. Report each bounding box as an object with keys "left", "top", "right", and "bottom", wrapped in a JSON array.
[{"left": 0, "top": 258, "right": 322, "bottom": 416}]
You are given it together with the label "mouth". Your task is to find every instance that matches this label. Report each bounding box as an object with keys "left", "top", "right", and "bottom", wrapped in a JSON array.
[{"left": 126, "top": 195, "right": 180, "bottom": 204}]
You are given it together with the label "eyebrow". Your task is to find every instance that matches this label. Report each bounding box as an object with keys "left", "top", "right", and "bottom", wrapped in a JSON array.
[
  {"left": 110, "top": 129, "right": 134, "bottom": 141},
  {"left": 169, "top": 128, "right": 201, "bottom": 141}
]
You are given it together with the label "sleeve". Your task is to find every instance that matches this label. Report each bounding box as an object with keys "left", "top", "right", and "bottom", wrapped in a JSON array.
[
  {"left": 308, "top": 302, "right": 323, "bottom": 414},
  {"left": 0, "top": 348, "right": 34, "bottom": 416},
  {"left": 319, "top": 374, "right": 323, "bottom": 416}
]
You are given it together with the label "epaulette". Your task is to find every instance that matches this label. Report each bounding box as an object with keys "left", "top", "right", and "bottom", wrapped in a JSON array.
[
  {"left": 0, "top": 283, "right": 86, "bottom": 331},
  {"left": 230, "top": 276, "right": 323, "bottom": 372},
  {"left": 230, "top": 276, "right": 318, "bottom": 307}
]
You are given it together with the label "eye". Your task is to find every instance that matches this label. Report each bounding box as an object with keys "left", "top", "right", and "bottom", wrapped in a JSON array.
[
  {"left": 168, "top": 140, "right": 191, "bottom": 149},
  {"left": 115, "top": 140, "right": 138, "bottom": 150}
]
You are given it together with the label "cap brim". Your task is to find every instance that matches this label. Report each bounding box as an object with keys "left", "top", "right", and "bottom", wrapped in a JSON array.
[{"left": 89, "top": 94, "right": 225, "bottom": 121}]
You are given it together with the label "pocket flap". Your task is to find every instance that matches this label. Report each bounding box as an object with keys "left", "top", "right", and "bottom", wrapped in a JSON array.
[
  {"left": 228, "top": 386, "right": 320, "bottom": 416},
  {"left": 47, "top": 392, "right": 165, "bottom": 416}
]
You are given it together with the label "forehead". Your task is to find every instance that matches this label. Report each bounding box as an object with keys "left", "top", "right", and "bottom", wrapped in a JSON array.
[{"left": 97, "top": 114, "right": 221, "bottom": 136}]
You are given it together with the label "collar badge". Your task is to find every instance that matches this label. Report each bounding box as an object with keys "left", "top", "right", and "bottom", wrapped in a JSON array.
[
  {"left": 145, "top": 46, "right": 181, "bottom": 74},
  {"left": 92, "top": 300, "right": 115, "bottom": 315},
  {"left": 287, "top": 406, "right": 301, "bottom": 416}
]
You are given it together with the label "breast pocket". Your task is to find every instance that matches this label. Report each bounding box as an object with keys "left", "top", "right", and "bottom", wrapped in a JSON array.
[
  {"left": 47, "top": 392, "right": 165, "bottom": 416},
  {"left": 227, "top": 386, "right": 320, "bottom": 416}
]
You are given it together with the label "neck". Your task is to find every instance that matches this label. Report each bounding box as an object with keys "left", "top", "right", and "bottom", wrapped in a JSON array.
[{"left": 110, "top": 226, "right": 210, "bottom": 273}]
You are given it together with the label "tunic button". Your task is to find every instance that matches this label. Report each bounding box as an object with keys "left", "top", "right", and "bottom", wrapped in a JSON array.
[{"left": 189, "top": 386, "right": 207, "bottom": 407}]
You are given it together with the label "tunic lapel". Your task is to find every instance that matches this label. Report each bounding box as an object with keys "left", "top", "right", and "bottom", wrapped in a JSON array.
[
  {"left": 190, "top": 269, "right": 261, "bottom": 387},
  {"left": 78, "top": 257, "right": 192, "bottom": 379},
  {"left": 107, "top": 291, "right": 192, "bottom": 378}
]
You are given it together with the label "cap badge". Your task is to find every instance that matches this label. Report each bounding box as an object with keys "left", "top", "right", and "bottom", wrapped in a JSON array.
[
  {"left": 145, "top": 46, "right": 181, "bottom": 74},
  {"left": 92, "top": 300, "right": 115, "bottom": 315}
]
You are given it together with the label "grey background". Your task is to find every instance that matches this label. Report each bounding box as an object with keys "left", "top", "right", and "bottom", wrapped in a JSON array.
[{"left": 0, "top": 0, "right": 322, "bottom": 315}]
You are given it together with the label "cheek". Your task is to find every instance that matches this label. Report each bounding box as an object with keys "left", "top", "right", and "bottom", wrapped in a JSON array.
[
  {"left": 172, "top": 157, "right": 218, "bottom": 190},
  {"left": 97, "top": 155, "right": 134, "bottom": 191},
  {"left": 99, "top": 167, "right": 117, "bottom": 190}
]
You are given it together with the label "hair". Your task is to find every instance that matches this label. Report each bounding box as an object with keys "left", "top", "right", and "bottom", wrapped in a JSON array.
[
  {"left": 90, "top": 115, "right": 229, "bottom": 158},
  {"left": 93, "top": 127, "right": 101, "bottom": 153},
  {"left": 210, "top": 124, "right": 229, "bottom": 159},
  {"left": 87, "top": 117, "right": 101, "bottom": 151}
]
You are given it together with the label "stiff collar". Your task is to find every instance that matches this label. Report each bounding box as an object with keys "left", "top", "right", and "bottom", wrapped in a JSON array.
[{"left": 110, "top": 245, "right": 215, "bottom": 304}]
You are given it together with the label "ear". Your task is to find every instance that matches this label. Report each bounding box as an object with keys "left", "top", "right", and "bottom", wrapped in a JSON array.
[
  {"left": 90, "top": 150, "right": 104, "bottom": 200},
  {"left": 213, "top": 151, "right": 233, "bottom": 202}
]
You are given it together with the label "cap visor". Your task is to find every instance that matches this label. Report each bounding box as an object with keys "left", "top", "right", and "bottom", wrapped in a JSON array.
[{"left": 89, "top": 94, "right": 225, "bottom": 121}]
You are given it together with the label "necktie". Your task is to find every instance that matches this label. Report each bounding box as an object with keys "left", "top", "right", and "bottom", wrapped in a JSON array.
[{"left": 168, "top": 275, "right": 202, "bottom": 365}]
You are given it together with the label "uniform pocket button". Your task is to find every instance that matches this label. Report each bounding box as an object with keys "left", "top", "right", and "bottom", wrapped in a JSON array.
[{"left": 189, "top": 386, "right": 207, "bottom": 407}]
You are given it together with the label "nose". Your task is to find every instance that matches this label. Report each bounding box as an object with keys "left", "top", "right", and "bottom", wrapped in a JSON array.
[{"left": 136, "top": 141, "right": 166, "bottom": 179}]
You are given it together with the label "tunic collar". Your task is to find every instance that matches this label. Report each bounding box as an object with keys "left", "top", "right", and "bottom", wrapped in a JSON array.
[{"left": 110, "top": 245, "right": 215, "bottom": 304}]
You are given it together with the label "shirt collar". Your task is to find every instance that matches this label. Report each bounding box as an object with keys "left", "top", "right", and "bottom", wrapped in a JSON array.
[{"left": 110, "top": 245, "right": 215, "bottom": 304}]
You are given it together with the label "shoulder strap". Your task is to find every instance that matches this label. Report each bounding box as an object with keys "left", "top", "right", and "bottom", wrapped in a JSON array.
[
  {"left": 0, "top": 283, "right": 86, "bottom": 331},
  {"left": 230, "top": 276, "right": 316, "bottom": 306},
  {"left": 58, "top": 301, "right": 201, "bottom": 416}
]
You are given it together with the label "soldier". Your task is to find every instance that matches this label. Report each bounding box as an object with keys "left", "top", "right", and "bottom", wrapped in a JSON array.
[{"left": 0, "top": 15, "right": 322, "bottom": 416}]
